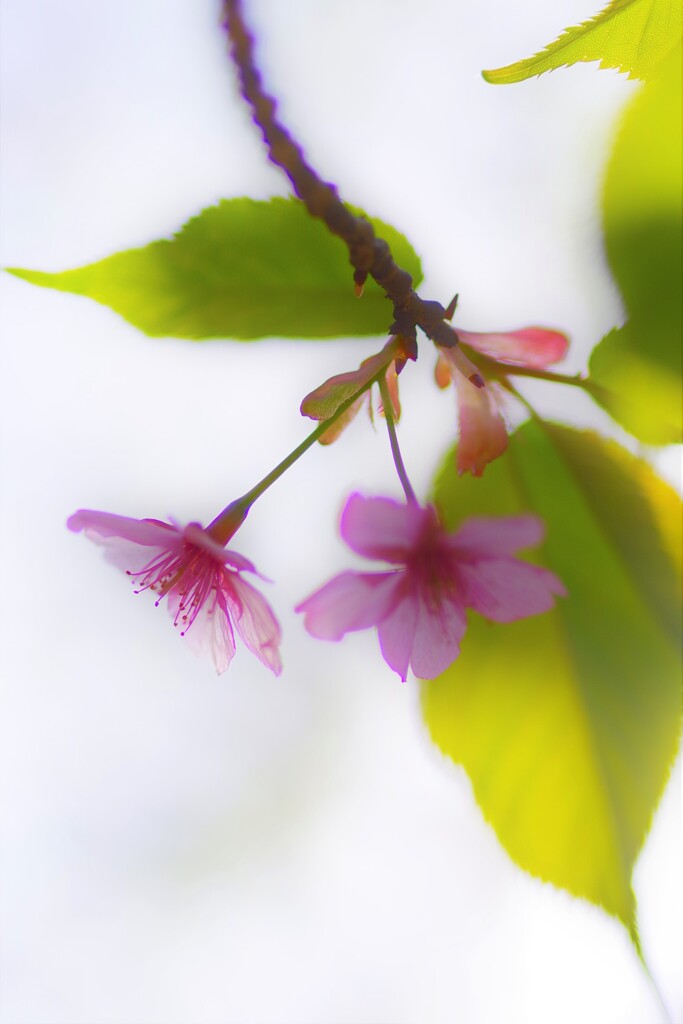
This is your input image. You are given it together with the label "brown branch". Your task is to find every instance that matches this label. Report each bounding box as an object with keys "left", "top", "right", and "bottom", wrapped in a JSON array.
[{"left": 222, "top": 0, "right": 464, "bottom": 358}]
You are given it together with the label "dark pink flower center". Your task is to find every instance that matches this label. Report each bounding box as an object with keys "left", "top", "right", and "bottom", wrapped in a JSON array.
[
  {"left": 406, "top": 533, "right": 459, "bottom": 611},
  {"left": 126, "top": 539, "right": 235, "bottom": 636}
]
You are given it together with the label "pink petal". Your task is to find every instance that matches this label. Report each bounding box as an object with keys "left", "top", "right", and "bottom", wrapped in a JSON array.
[
  {"left": 340, "top": 493, "right": 432, "bottom": 562},
  {"left": 457, "top": 327, "right": 569, "bottom": 369},
  {"left": 296, "top": 571, "right": 401, "bottom": 641},
  {"left": 449, "top": 515, "right": 545, "bottom": 557},
  {"left": 226, "top": 575, "right": 283, "bottom": 675},
  {"left": 408, "top": 593, "right": 467, "bottom": 679},
  {"left": 167, "top": 585, "right": 237, "bottom": 675},
  {"left": 456, "top": 558, "right": 567, "bottom": 623},
  {"left": 68, "top": 510, "right": 182, "bottom": 576},
  {"left": 377, "top": 589, "right": 419, "bottom": 681},
  {"left": 68, "top": 509, "right": 180, "bottom": 548},
  {"left": 222, "top": 549, "right": 261, "bottom": 574},
  {"left": 454, "top": 374, "right": 508, "bottom": 477},
  {"left": 206, "top": 602, "right": 238, "bottom": 675},
  {"left": 97, "top": 538, "right": 173, "bottom": 575}
]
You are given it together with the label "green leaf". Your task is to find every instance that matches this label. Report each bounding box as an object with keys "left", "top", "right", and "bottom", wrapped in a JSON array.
[
  {"left": 483, "top": 0, "right": 682, "bottom": 83},
  {"left": 422, "top": 421, "right": 682, "bottom": 930},
  {"left": 588, "top": 49, "right": 682, "bottom": 442},
  {"left": 6, "top": 198, "right": 423, "bottom": 341}
]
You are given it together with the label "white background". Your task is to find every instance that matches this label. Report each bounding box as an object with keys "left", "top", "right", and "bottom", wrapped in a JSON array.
[{"left": 1, "top": 0, "right": 681, "bottom": 1021}]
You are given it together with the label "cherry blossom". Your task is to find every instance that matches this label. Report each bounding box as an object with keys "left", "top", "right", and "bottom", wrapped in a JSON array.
[
  {"left": 296, "top": 493, "right": 566, "bottom": 681},
  {"left": 67, "top": 510, "right": 282, "bottom": 675},
  {"left": 436, "top": 326, "right": 569, "bottom": 476}
]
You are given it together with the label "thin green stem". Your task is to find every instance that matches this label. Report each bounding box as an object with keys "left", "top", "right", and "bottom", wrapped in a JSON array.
[
  {"left": 478, "top": 356, "right": 619, "bottom": 412},
  {"left": 501, "top": 366, "right": 624, "bottom": 423},
  {"left": 631, "top": 913, "right": 674, "bottom": 1024},
  {"left": 209, "top": 365, "right": 387, "bottom": 539},
  {"left": 506, "top": 365, "right": 587, "bottom": 387},
  {"left": 502, "top": 372, "right": 612, "bottom": 429},
  {"left": 379, "top": 376, "right": 417, "bottom": 504},
  {"left": 471, "top": 351, "right": 588, "bottom": 389},
  {"left": 499, "top": 377, "right": 540, "bottom": 418},
  {"left": 641, "top": 957, "right": 673, "bottom": 1023},
  {"left": 238, "top": 417, "right": 339, "bottom": 507}
]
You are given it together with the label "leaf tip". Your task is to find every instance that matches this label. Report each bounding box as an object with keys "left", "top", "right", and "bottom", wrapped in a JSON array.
[
  {"left": 481, "top": 68, "right": 504, "bottom": 84},
  {"left": 481, "top": 61, "right": 533, "bottom": 84},
  {"left": 4, "top": 266, "right": 58, "bottom": 289}
]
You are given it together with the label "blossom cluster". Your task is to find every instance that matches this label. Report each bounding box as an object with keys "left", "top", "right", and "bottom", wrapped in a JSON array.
[
  {"left": 69, "top": 324, "right": 568, "bottom": 680},
  {"left": 69, "top": 494, "right": 564, "bottom": 682}
]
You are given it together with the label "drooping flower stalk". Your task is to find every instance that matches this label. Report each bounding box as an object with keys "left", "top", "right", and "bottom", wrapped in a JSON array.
[{"left": 378, "top": 375, "right": 417, "bottom": 505}]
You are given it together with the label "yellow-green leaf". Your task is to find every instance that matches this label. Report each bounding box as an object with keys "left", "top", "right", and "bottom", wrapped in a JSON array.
[
  {"left": 6, "top": 198, "right": 422, "bottom": 341},
  {"left": 422, "top": 421, "right": 682, "bottom": 931},
  {"left": 483, "top": 0, "right": 682, "bottom": 83},
  {"left": 588, "top": 47, "right": 682, "bottom": 442}
]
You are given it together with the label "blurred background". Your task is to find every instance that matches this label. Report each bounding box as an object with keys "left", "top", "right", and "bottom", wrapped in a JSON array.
[{"left": 1, "top": 0, "right": 681, "bottom": 1021}]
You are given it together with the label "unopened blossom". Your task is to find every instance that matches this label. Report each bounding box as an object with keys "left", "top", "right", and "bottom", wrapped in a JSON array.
[
  {"left": 436, "top": 326, "right": 569, "bottom": 476},
  {"left": 68, "top": 510, "right": 282, "bottom": 675},
  {"left": 300, "top": 335, "right": 411, "bottom": 444},
  {"left": 296, "top": 493, "right": 565, "bottom": 682}
]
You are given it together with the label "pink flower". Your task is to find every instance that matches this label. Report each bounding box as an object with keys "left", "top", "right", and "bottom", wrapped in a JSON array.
[
  {"left": 296, "top": 493, "right": 566, "bottom": 681},
  {"left": 67, "top": 510, "right": 282, "bottom": 675},
  {"left": 436, "top": 326, "right": 569, "bottom": 476}
]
